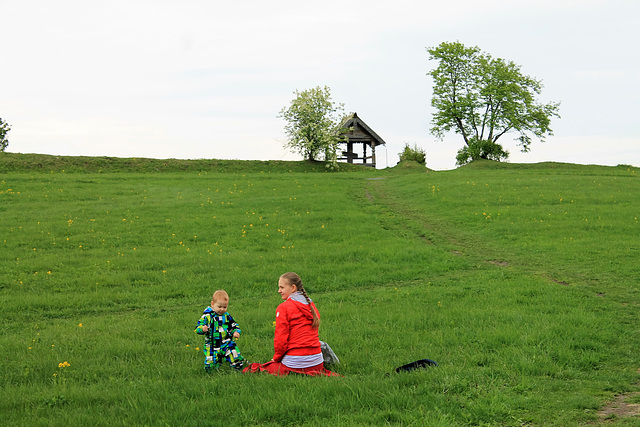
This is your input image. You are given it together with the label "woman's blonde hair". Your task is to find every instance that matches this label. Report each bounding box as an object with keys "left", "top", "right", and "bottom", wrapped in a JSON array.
[{"left": 281, "top": 272, "right": 320, "bottom": 329}]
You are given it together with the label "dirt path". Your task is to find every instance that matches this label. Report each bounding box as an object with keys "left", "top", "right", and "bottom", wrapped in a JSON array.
[{"left": 597, "top": 392, "right": 640, "bottom": 422}]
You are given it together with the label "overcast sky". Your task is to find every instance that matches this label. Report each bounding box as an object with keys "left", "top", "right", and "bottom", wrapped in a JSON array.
[{"left": 2, "top": 0, "right": 638, "bottom": 170}]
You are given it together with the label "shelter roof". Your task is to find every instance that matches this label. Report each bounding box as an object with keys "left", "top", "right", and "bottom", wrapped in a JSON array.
[{"left": 340, "top": 112, "right": 387, "bottom": 146}]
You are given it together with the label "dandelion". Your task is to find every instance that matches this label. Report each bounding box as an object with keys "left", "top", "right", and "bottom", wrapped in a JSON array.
[
  {"left": 195, "top": 347, "right": 200, "bottom": 351},
  {"left": 186, "top": 344, "right": 190, "bottom": 347},
  {"left": 58, "top": 361, "right": 70, "bottom": 368},
  {"left": 78, "top": 323, "right": 83, "bottom": 327}
]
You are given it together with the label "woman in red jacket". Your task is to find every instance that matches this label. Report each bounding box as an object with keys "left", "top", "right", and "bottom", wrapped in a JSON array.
[{"left": 243, "top": 272, "right": 339, "bottom": 376}]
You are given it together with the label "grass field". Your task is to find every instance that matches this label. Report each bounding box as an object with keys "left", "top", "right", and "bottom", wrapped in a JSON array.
[{"left": 1, "top": 154, "right": 639, "bottom": 426}]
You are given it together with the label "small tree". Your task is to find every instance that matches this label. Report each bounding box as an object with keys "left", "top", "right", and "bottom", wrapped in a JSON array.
[
  {"left": 398, "top": 143, "right": 427, "bottom": 166},
  {"left": 0, "top": 118, "right": 10, "bottom": 152},
  {"left": 278, "top": 86, "right": 345, "bottom": 163},
  {"left": 427, "top": 41, "right": 560, "bottom": 165}
]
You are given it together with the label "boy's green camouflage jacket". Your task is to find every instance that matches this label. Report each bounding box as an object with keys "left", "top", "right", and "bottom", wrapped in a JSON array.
[{"left": 195, "top": 307, "right": 241, "bottom": 346}]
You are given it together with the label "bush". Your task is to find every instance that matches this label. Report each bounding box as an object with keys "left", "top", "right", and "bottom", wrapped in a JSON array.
[
  {"left": 0, "top": 118, "right": 10, "bottom": 152},
  {"left": 456, "top": 137, "right": 509, "bottom": 166},
  {"left": 398, "top": 143, "right": 427, "bottom": 166}
]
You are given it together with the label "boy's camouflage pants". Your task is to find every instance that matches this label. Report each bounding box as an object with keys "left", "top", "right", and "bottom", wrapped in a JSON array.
[{"left": 204, "top": 340, "right": 244, "bottom": 371}]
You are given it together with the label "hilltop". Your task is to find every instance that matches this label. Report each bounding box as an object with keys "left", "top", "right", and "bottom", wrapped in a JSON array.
[{"left": 0, "top": 152, "right": 375, "bottom": 174}]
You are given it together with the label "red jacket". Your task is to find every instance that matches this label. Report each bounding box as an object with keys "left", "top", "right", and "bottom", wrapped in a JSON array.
[{"left": 273, "top": 293, "right": 321, "bottom": 362}]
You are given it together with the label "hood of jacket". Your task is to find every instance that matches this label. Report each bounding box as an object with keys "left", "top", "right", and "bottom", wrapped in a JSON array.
[{"left": 287, "top": 291, "right": 314, "bottom": 320}]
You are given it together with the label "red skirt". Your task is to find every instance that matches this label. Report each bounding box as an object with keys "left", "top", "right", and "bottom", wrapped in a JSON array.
[{"left": 242, "top": 361, "right": 341, "bottom": 377}]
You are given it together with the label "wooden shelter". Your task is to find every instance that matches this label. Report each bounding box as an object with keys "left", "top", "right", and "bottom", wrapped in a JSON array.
[{"left": 338, "top": 112, "right": 386, "bottom": 168}]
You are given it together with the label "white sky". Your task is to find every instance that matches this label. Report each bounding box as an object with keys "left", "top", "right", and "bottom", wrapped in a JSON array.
[{"left": 2, "top": 0, "right": 639, "bottom": 170}]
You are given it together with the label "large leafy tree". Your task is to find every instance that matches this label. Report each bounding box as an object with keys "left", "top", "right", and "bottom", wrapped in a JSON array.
[
  {"left": 278, "top": 86, "right": 345, "bottom": 163},
  {"left": 0, "top": 118, "right": 10, "bottom": 152},
  {"left": 427, "top": 41, "right": 560, "bottom": 165}
]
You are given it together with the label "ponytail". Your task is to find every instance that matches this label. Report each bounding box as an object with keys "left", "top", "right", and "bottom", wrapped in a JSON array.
[{"left": 281, "top": 272, "right": 320, "bottom": 329}]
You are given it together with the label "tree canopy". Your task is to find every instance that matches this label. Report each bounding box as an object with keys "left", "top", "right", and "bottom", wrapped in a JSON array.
[
  {"left": 0, "top": 118, "right": 10, "bottom": 152},
  {"left": 427, "top": 41, "right": 560, "bottom": 165},
  {"left": 278, "top": 86, "right": 345, "bottom": 163}
]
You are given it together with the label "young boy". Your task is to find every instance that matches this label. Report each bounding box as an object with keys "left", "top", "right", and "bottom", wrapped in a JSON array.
[{"left": 194, "top": 290, "right": 245, "bottom": 371}]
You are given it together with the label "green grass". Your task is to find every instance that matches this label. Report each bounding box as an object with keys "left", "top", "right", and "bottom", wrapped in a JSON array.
[
  {"left": 1, "top": 154, "right": 639, "bottom": 426},
  {"left": 0, "top": 152, "right": 371, "bottom": 173}
]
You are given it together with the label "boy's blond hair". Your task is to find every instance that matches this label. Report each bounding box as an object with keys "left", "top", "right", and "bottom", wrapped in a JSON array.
[{"left": 212, "top": 290, "right": 229, "bottom": 304}]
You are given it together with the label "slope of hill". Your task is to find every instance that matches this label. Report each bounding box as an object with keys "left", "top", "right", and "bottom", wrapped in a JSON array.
[{"left": 1, "top": 154, "right": 638, "bottom": 425}]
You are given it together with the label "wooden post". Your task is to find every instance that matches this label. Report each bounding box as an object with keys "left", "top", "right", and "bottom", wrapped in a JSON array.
[
  {"left": 372, "top": 143, "right": 376, "bottom": 168},
  {"left": 363, "top": 143, "right": 367, "bottom": 166}
]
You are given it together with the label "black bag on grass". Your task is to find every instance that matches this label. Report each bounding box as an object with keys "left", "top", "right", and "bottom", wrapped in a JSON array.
[{"left": 394, "top": 358, "right": 438, "bottom": 373}]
